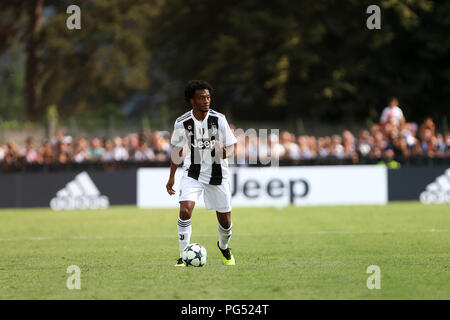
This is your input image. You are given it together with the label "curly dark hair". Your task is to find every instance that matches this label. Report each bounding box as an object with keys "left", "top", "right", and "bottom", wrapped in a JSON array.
[{"left": 184, "top": 80, "right": 213, "bottom": 103}]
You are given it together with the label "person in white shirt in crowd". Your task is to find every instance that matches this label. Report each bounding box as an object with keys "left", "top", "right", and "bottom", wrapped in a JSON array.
[
  {"left": 0, "top": 144, "right": 5, "bottom": 162},
  {"left": 113, "top": 136, "right": 129, "bottom": 161},
  {"left": 330, "top": 134, "right": 345, "bottom": 158},
  {"left": 71, "top": 137, "right": 90, "bottom": 163},
  {"left": 278, "top": 131, "right": 295, "bottom": 159},
  {"left": 122, "top": 135, "right": 130, "bottom": 150},
  {"left": 281, "top": 132, "right": 300, "bottom": 160},
  {"left": 357, "top": 130, "right": 372, "bottom": 157},
  {"left": 308, "top": 136, "right": 318, "bottom": 157},
  {"left": 127, "top": 133, "right": 140, "bottom": 160},
  {"left": 317, "top": 136, "right": 331, "bottom": 158},
  {"left": 151, "top": 131, "right": 170, "bottom": 162},
  {"left": 20, "top": 137, "right": 39, "bottom": 164},
  {"left": 133, "top": 139, "right": 156, "bottom": 162},
  {"left": 269, "top": 133, "right": 286, "bottom": 160},
  {"left": 400, "top": 122, "right": 418, "bottom": 151},
  {"left": 101, "top": 139, "right": 114, "bottom": 162},
  {"left": 380, "top": 97, "right": 405, "bottom": 129},
  {"left": 50, "top": 130, "right": 64, "bottom": 148},
  {"left": 297, "top": 135, "right": 314, "bottom": 159}
]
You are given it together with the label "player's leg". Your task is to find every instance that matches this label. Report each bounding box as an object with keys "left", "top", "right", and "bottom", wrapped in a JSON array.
[
  {"left": 216, "top": 210, "right": 232, "bottom": 249},
  {"left": 175, "top": 176, "right": 203, "bottom": 267},
  {"left": 204, "top": 182, "right": 235, "bottom": 265},
  {"left": 177, "top": 200, "right": 195, "bottom": 264},
  {"left": 216, "top": 210, "right": 235, "bottom": 265}
]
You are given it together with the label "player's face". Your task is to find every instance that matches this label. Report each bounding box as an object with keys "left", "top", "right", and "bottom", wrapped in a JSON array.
[{"left": 191, "top": 89, "right": 210, "bottom": 112}]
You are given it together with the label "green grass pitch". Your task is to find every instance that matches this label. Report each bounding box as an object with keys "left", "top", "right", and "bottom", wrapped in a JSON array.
[{"left": 0, "top": 202, "right": 449, "bottom": 299}]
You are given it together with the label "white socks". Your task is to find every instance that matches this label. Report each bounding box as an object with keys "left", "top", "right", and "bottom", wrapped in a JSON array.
[
  {"left": 218, "top": 222, "right": 232, "bottom": 250},
  {"left": 178, "top": 218, "right": 232, "bottom": 256},
  {"left": 177, "top": 218, "right": 192, "bottom": 258}
]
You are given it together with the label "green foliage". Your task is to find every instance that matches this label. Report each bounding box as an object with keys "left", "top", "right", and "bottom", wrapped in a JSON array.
[
  {"left": 45, "top": 104, "right": 59, "bottom": 121},
  {"left": 39, "top": 0, "right": 163, "bottom": 118},
  {"left": 0, "top": 0, "right": 448, "bottom": 125},
  {"left": 150, "top": 0, "right": 449, "bottom": 124},
  {"left": 0, "top": 120, "right": 40, "bottom": 129},
  {"left": 45, "top": 104, "right": 59, "bottom": 137},
  {"left": 0, "top": 39, "right": 25, "bottom": 120}
]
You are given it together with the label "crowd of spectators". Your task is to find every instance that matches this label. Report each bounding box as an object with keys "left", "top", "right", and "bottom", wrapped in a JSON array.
[
  {"left": 0, "top": 130, "right": 171, "bottom": 169},
  {"left": 259, "top": 120, "right": 449, "bottom": 165},
  {"left": 0, "top": 98, "right": 449, "bottom": 170},
  {"left": 252, "top": 99, "right": 449, "bottom": 164}
]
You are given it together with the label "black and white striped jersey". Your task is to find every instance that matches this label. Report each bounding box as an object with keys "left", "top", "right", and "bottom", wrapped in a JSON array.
[{"left": 170, "top": 109, "right": 237, "bottom": 185}]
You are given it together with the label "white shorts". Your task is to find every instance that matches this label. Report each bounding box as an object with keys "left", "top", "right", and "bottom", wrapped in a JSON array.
[{"left": 179, "top": 176, "right": 232, "bottom": 213}]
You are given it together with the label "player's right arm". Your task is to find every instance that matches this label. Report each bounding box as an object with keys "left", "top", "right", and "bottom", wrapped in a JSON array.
[
  {"left": 166, "top": 157, "right": 180, "bottom": 196},
  {"left": 166, "top": 121, "right": 187, "bottom": 196}
]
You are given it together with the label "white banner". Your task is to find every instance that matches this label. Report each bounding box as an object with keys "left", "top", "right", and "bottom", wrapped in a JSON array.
[{"left": 137, "top": 165, "right": 388, "bottom": 208}]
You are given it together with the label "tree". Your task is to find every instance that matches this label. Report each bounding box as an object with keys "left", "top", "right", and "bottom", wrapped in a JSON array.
[
  {"left": 39, "top": 0, "right": 163, "bottom": 119},
  {"left": 0, "top": 1, "right": 27, "bottom": 120},
  {"left": 25, "top": 0, "right": 43, "bottom": 120},
  {"left": 0, "top": 0, "right": 448, "bottom": 127},
  {"left": 150, "top": 0, "right": 449, "bottom": 126}
]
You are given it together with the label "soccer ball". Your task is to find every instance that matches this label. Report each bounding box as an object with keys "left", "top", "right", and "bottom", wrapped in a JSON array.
[{"left": 182, "top": 243, "right": 208, "bottom": 267}]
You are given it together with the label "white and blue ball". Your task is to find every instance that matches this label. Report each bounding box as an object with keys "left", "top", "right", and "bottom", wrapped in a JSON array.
[{"left": 182, "top": 243, "right": 208, "bottom": 267}]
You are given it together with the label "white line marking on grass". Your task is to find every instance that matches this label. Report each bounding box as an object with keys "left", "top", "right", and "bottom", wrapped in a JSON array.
[{"left": 0, "top": 229, "right": 449, "bottom": 242}]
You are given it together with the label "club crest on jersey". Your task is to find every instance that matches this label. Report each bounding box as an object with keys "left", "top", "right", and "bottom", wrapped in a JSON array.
[
  {"left": 187, "top": 124, "right": 192, "bottom": 130},
  {"left": 210, "top": 125, "right": 218, "bottom": 135}
]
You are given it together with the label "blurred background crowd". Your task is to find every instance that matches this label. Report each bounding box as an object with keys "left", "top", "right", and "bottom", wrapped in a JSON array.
[
  {"left": 1, "top": 1, "right": 449, "bottom": 172},
  {"left": 1, "top": 98, "right": 449, "bottom": 171}
]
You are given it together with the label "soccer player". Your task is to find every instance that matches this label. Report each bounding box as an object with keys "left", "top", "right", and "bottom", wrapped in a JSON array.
[{"left": 166, "top": 80, "right": 237, "bottom": 267}]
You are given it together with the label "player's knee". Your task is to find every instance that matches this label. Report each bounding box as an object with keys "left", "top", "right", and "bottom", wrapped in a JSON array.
[
  {"left": 179, "top": 205, "right": 192, "bottom": 220},
  {"left": 217, "top": 211, "right": 231, "bottom": 229}
]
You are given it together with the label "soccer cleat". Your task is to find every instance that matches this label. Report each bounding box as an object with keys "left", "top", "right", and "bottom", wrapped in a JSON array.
[
  {"left": 217, "top": 241, "right": 236, "bottom": 265},
  {"left": 174, "top": 258, "right": 186, "bottom": 267}
]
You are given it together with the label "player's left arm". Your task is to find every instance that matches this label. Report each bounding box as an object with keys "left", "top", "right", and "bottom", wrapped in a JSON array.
[
  {"left": 215, "top": 142, "right": 235, "bottom": 159},
  {"left": 217, "top": 116, "right": 237, "bottom": 159},
  {"left": 223, "top": 144, "right": 235, "bottom": 159}
]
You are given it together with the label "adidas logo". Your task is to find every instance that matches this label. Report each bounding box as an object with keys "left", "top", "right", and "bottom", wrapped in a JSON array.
[
  {"left": 420, "top": 168, "right": 450, "bottom": 204},
  {"left": 50, "top": 171, "right": 110, "bottom": 210}
]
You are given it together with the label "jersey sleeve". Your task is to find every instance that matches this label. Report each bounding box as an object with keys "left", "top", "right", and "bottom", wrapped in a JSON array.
[
  {"left": 220, "top": 116, "right": 237, "bottom": 147},
  {"left": 170, "top": 120, "right": 187, "bottom": 148}
]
